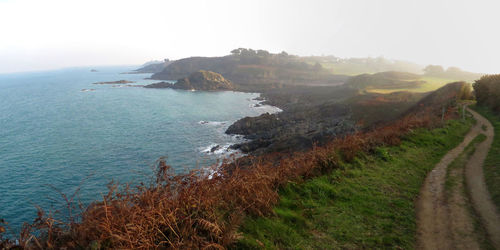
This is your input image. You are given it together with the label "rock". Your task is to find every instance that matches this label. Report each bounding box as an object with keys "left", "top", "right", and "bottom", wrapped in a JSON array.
[
  {"left": 226, "top": 113, "right": 279, "bottom": 135},
  {"left": 172, "top": 70, "right": 234, "bottom": 91},
  {"left": 225, "top": 103, "right": 355, "bottom": 154},
  {"left": 144, "top": 71, "right": 233, "bottom": 91},
  {"left": 210, "top": 145, "right": 221, "bottom": 153},
  {"left": 143, "top": 82, "right": 173, "bottom": 88}
]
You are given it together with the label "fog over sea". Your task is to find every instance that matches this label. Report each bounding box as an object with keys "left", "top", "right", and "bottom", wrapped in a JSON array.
[{"left": 0, "top": 66, "right": 280, "bottom": 232}]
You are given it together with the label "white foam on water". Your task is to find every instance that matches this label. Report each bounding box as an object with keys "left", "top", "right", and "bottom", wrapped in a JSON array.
[
  {"left": 198, "top": 120, "right": 227, "bottom": 126},
  {"left": 199, "top": 142, "right": 242, "bottom": 156},
  {"left": 248, "top": 98, "right": 282, "bottom": 114}
]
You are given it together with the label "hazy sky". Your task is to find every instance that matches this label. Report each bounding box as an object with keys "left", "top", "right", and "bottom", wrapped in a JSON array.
[{"left": 0, "top": 0, "right": 499, "bottom": 74}]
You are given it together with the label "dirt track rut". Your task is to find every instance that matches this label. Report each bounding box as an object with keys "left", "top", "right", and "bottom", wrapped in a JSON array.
[{"left": 416, "top": 108, "right": 500, "bottom": 249}]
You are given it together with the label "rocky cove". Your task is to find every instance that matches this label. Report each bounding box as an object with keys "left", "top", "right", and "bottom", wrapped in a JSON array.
[
  {"left": 144, "top": 69, "right": 357, "bottom": 155},
  {"left": 139, "top": 50, "right": 441, "bottom": 156}
]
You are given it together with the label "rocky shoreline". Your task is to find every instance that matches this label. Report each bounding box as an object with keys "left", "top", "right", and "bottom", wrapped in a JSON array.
[
  {"left": 145, "top": 71, "right": 359, "bottom": 155},
  {"left": 198, "top": 96, "right": 283, "bottom": 157},
  {"left": 223, "top": 93, "right": 356, "bottom": 154},
  {"left": 99, "top": 67, "right": 427, "bottom": 157}
]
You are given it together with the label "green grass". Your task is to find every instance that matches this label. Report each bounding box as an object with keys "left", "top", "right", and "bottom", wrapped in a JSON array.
[
  {"left": 368, "top": 76, "right": 460, "bottom": 94},
  {"left": 236, "top": 119, "right": 473, "bottom": 249},
  {"left": 308, "top": 60, "right": 469, "bottom": 94},
  {"left": 470, "top": 105, "right": 500, "bottom": 210}
]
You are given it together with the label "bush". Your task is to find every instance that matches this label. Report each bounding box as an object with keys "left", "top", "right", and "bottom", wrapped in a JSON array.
[{"left": 473, "top": 74, "right": 500, "bottom": 112}]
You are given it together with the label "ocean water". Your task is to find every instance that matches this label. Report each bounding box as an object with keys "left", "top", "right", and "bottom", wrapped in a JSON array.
[{"left": 0, "top": 66, "right": 280, "bottom": 233}]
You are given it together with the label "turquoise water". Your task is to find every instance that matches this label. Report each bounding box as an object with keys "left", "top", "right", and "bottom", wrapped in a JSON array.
[{"left": 0, "top": 66, "right": 279, "bottom": 233}]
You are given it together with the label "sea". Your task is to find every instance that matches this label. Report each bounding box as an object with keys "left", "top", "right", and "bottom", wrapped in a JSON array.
[{"left": 0, "top": 65, "right": 280, "bottom": 233}]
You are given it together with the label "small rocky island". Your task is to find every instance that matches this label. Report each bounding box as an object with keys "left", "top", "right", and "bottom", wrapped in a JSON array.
[
  {"left": 144, "top": 70, "right": 234, "bottom": 91},
  {"left": 93, "top": 80, "right": 135, "bottom": 85}
]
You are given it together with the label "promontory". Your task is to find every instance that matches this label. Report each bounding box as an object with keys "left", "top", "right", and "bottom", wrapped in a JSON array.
[{"left": 144, "top": 70, "right": 234, "bottom": 91}]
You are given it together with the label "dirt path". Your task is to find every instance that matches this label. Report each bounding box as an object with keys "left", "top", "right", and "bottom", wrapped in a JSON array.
[
  {"left": 465, "top": 108, "right": 500, "bottom": 248},
  {"left": 416, "top": 108, "right": 499, "bottom": 249}
]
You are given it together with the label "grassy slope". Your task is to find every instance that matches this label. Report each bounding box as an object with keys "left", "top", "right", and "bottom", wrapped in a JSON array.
[
  {"left": 368, "top": 76, "right": 459, "bottom": 94},
  {"left": 342, "top": 71, "right": 460, "bottom": 94},
  {"left": 313, "top": 59, "right": 461, "bottom": 93},
  {"left": 236, "top": 119, "right": 472, "bottom": 249},
  {"left": 470, "top": 105, "right": 500, "bottom": 210}
]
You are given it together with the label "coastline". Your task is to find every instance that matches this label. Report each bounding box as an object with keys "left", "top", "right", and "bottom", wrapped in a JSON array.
[
  {"left": 0, "top": 68, "right": 286, "bottom": 233},
  {"left": 142, "top": 76, "right": 356, "bottom": 156},
  {"left": 197, "top": 93, "right": 282, "bottom": 159}
]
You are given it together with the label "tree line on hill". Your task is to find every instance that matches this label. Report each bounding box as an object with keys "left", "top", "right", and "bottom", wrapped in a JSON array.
[{"left": 423, "top": 65, "right": 483, "bottom": 81}]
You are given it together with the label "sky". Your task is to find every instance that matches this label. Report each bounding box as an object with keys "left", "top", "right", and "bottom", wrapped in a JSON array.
[{"left": 0, "top": 0, "right": 499, "bottom": 74}]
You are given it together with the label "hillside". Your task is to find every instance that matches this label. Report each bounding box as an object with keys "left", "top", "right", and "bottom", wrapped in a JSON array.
[
  {"left": 150, "top": 49, "right": 349, "bottom": 91},
  {"left": 345, "top": 71, "right": 425, "bottom": 90},
  {"left": 423, "top": 65, "right": 483, "bottom": 82},
  {"left": 146, "top": 49, "right": 482, "bottom": 95},
  {"left": 238, "top": 118, "right": 473, "bottom": 249},
  {"left": 345, "top": 91, "right": 426, "bottom": 127},
  {"left": 127, "top": 59, "right": 172, "bottom": 74},
  {"left": 225, "top": 82, "right": 468, "bottom": 154},
  {"left": 303, "top": 55, "right": 424, "bottom": 75}
]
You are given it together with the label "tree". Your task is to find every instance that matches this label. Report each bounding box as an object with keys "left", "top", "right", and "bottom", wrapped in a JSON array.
[
  {"left": 423, "top": 65, "right": 445, "bottom": 76},
  {"left": 230, "top": 48, "right": 246, "bottom": 56},
  {"left": 256, "top": 50, "right": 270, "bottom": 57},
  {"left": 230, "top": 49, "right": 241, "bottom": 56},
  {"left": 240, "top": 48, "right": 256, "bottom": 57}
]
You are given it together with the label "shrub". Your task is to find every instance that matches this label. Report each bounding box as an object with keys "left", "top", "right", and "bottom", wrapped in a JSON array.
[{"left": 473, "top": 74, "right": 500, "bottom": 112}]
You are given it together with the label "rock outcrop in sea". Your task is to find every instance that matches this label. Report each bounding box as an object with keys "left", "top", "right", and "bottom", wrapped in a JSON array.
[{"left": 145, "top": 70, "right": 234, "bottom": 91}]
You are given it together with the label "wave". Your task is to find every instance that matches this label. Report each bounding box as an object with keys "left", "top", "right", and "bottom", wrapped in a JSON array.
[
  {"left": 248, "top": 100, "right": 282, "bottom": 113},
  {"left": 199, "top": 141, "right": 246, "bottom": 156},
  {"left": 198, "top": 120, "right": 227, "bottom": 126}
]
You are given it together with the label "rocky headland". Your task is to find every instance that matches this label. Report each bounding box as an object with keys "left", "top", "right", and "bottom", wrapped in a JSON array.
[{"left": 145, "top": 70, "right": 234, "bottom": 91}]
